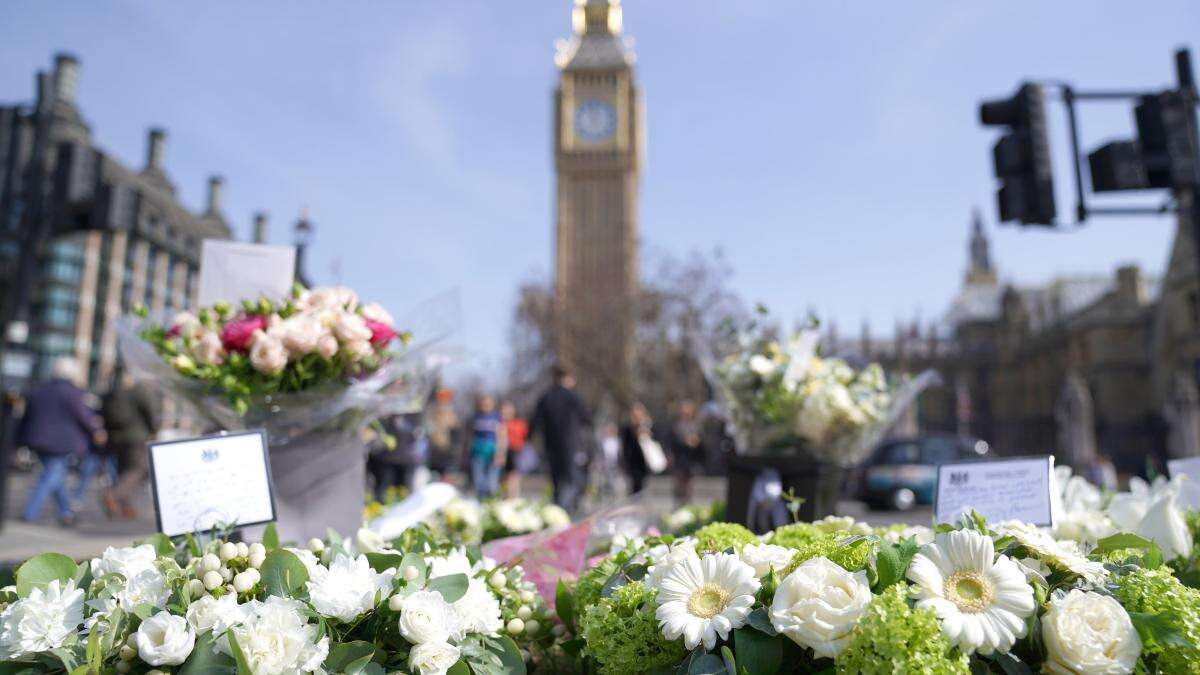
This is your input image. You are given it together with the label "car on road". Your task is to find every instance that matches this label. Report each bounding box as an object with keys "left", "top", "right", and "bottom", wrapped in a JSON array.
[{"left": 855, "top": 434, "right": 990, "bottom": 511}]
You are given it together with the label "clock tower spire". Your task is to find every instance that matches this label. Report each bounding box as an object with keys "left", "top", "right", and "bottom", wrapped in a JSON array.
[{"left": 552, "top": 0, "right": 642, "bottom": 411}]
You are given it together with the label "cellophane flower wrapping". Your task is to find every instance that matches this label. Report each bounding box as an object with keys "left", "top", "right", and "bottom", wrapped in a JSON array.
[
  {"left": 703, "top": 323, "right": 939, "bottom": 467},
  {"left": 118, "top": 288, "right": 461, "bottom": 446}
]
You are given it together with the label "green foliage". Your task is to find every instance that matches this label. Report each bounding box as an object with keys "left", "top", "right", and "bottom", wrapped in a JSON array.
[
  {"left": 258, "top": 549, "right": 310, "bottom": 599},
  {"left": 870, "top": 537, "right": 920, "bottom": 592},
  {"left": 427, "top": 573, "right": 469, "bottom": 603},
  {"left": 768, "top": 522, "right": 826, "bottom": 550},
  {"left": 733, "top": 626, "right": 784, "bottom": 675},
  {"left": 573, "top": 549, "right": 633, "bottom": 612},
  {"left": 1112, "top": 567, "right": 1200, "bottom": 674},
  {"left": 779, "top": 534, "right": 874, "bottom": 575},
  {"left": 15, "top": 553, "right": 78, "bottom": 598},
  {"left": 834, "top": 584, "right": 969, "bottom": 675},
  {"left": 578, "top": 581, "right": 686, "bottom": 675},
  {"left": 692, "top": 522, "right": 758, "bottom": 554}
]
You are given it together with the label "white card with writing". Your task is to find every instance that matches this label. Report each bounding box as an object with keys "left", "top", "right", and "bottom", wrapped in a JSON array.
[
  {"left": 148, "top": 431, "right": 275, "bottom": 537},
  {"left": 935, "top": 456, "right": 1054, "bottom": 527},
  {"left": 197, "top": 240, "right": 296, "bottom": 307},
  {"left": 1168, "top": 457, "right": 1200, "bottom": 510}
]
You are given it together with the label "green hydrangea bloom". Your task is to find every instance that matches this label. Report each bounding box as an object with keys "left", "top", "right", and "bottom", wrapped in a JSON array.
[
  {"left": 835, "top": 584, "right": 969, "bottom": 675},
  {"left": 778, "top": 534, "right": 874, "bottom": 575},
  {"left": 578, "top": 581, "right": 686, "bottom": 675},
  {"left": 769, "top": 522, "right": 826, "bottom": 550},
  {"left": 1113, "top": 567, "right": 1200, "bottom": 674},
  {"left": 573, "top": 549, "right": 633, "bottom": 612},
  {"left": 692, "top": 522, "right": 759, "bottom": 553}
]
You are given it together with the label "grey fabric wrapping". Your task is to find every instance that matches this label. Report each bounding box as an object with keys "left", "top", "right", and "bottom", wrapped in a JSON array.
[{"left": 246, "top": 430, "right": 366, "bottom": 544}]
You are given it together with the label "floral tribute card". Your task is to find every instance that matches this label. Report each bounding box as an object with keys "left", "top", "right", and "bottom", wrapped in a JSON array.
[{"left": 935, "top": 455, "right": 1054, "bottom": 527}]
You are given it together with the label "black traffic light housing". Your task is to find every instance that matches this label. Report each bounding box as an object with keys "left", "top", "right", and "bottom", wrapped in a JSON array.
[
  {"left": 980, "top": 83, "right": 1056, "bottom": 226},
  {"left": 1136, "top": 91, "right": 1195, "bottom": 188}
]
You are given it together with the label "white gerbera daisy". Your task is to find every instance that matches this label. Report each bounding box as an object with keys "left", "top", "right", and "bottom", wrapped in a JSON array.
[
  {"left": 906, "top": 529, "right": 1035, "bottom": 655},
  {"left": 655, "top": 553, "right": 760, "bottom": 650},
  {"left": 995, "top": 521, "right": 1108, "bottom": 585}
]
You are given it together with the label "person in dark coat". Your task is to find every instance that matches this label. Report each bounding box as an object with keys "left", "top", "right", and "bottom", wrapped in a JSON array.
[
  {"left": 669, "top": 400, "right": 702, "bottom": 506},
  {"left": 101, "top": 373, "right": 160, "bottom": 519},
  {"left": 19, "top": 357, "right": 105, "bottom": 525},
  {"left": 530, "top": 364, "right": 592, "bottom": 512},
  {"left": 619, "top": 402, "right": 653, "bottom": 495}
]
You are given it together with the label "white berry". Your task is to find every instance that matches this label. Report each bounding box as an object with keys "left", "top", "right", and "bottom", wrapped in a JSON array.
[
  {"left": 506, "top": 618, "right": 524, "bottom": 635},
  {"left": 202, "top": 571, "right": 223, "bottom": 590}
]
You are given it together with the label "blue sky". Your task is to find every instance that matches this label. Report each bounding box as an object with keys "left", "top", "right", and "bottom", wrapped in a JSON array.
[{"left": 1, "top": 1, "right": 1197, "bottom": 378}]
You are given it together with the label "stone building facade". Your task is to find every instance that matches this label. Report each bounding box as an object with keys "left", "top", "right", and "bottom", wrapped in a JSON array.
[{"left": 833, "top": 208, "right": 1200, "bottom": 477}]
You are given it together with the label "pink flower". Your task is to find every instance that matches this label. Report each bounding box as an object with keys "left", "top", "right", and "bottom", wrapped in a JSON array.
[
  {"left": 220, "top": 315, "right": 267, "bottom": 353},
  {"left": 366, "top": 319, "right": 397, "bottom": 347}
]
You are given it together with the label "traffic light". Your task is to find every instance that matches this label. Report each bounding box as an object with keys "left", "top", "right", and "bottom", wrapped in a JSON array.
[
  {"left": 1088, "top": 141, "right": 1148, "bottom": 192},
  {"left": 1135, "top": 91, "right": 1195, "bottom": 188},
  {"left": 979, "top": 83, "right": 1056, "bottom": 226}
]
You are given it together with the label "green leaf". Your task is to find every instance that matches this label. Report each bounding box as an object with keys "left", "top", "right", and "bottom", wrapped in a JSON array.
[
  {"left": 720, "top": 646, "right": 737, "bottom": 675},
  {"left": 484, "top": 635, "right": 526, "bottom": 675},
  {"left": 0, "top": 661, "right": 42, "bottom": 675},
  {"left": 988, "top": 652, "right": 1033, "bottom": 675},
  {"left": 1095, "top": 533, "right": 1163, "bottom": 568},
  {"left": 141, "top": 532, "right": 176, "bottom": 558},
  {"left": 85, "top": 626, "right": 101, "bottom": 672},
  {"left": 225, "top": 632, "right": 255, "bottom": 675},
  {"left": 324, "top": 641, "right": 376, "bottom": 674},
  {"left": 688, "top": 653, "right": 725, "bottom": 675},
  {"left": 365, "top": 552, "right": 404, "bottom": 574},
  {"left": 427, "top": 573, "right": 469, "bottom": 603},
  {"left": 871, "top": 537, "right": 919, "bottom": 592},
  {"left": 178, "top": 632, "right": 237, "bottom": 675},
  {"left": 447, "top": 662, "right": 471, "bottom": 675},
  {"left": 16, "top": 553, "right": 78, "bottom": 597},
  {"left": 1129, "top": 611, "right": 1196, "bottom": 649},
  {"left": 399, "top": 552, "right": 427, "bottom": 586},
  {"left": 733, "top": 627, "right": 783, "bottom": 675},
  {"left": 259, "top": 549, "right": 310, "bottom": 598},
  {"left": 745, "top": 607, "right": 778, "bottom": 637},
  {"left": 262, "top": 523, "right": 280, "bottom": 550},
  {"left": 556, "top": 579, "right": 576, "bottom": 633}
]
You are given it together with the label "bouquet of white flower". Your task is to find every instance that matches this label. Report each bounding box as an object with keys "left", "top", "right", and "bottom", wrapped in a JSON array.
[
  {"left": 0, "top": 524, "right": 551, "bottom": 674},
  {"left": 552, "top": 510, "right": 1200, "bottom": 675}
]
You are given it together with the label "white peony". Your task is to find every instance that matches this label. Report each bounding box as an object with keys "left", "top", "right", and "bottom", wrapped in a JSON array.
[
  {"left": 185, "top": 593, "right": 244, "bottom": 634},
  {"left": 655, "top": 552, "right": 760, "bottom": 651},
  {"left": 645, "top": 540, "right": 700, "bottom": 589},
  {"left": 219, "top": 596, "right": 329, "bottom": 675},
  {"left": 451, "top": 578, "right": 503, "bottom": 635},
  {"left": 769, "top": 557, "right": 872, "bottom": 659},
  {"left": 408, "top": 641, "right": 461, "bottom": 675},
  {"left": 0, "top": 579, "right": 85, "bottom": 659},
  {"left": 398, "top": 590, "right": 463, "bottom": 644},
  {"left": 135, "top": 610, "right": 195, "bottom": 666},
  {"left": 739, "top": 543, "right": 794, "bottom": 579},
  {"left": 906, "top": 529, "right": 1036, "bottom": 655},
  {"left": 306, "top": 554, "right": 394, "bottom": 623},
  {"left": 90, "top": 544, "right": 157, "bottom": 580},
  {"left": 115, "top": 568, "right": 171, "bottom": 611},
  {"left": 1134, "top": 493, "right": 1194, "bottom": 561},
  {"left": 1041, "top": 589, "right": 1140, "bottom": 675},
  {"left": 248, "top": 330, "right": 288, "bottom": 375}
]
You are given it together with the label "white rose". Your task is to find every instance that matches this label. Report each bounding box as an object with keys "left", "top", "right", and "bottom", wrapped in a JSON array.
[
  {"left": 248, "top": 330, "right": 288, "bottom": 375},
  {"left": 0, "top": 580, "right": 85, "bottom": 659},
  {"left": 307, "top": 554, "right": 394, "bottom": 623},
  {"left": 185, "top": 593, "right": 244, "bottom": 634},
  {"left": 135, "top": 611, "right": 195, "bottom": 666},
  {"left": 739, "top": 543, "right": 794, "bottom": 579},
  {"left": 1042, "top": 589, "right": 1140, "bottom": 674},
  {"left": 316, "top": 334, "right": 339, "bottom": 360},
  {"left": 192, "top": 330, "right": 225, "bottom": 366},
  {"left": 361, "top": 302, "right": 394, "bottom": 325},
  {"left": 399, "top": 590, "right": 463, "bottom": 644},
  {"left": 279, "top": 316, "right": 324, "bottom": 355},
  {"left": 90, "top": 544, "right": 158, "bottom": 580},
  {"left": 408, "top": 641, "right": 461, "bottom": 675},
  {"left": 344, "top": 339, "right": 374, "bottom": 362},
  {"left": 333, "top": 312, "right": 372, "bottom": 343},
  {"left": 769, "top": 556, "right": 872, "bottom": 659}
]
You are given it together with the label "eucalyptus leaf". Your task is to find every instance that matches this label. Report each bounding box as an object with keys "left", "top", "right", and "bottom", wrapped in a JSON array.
[
  {"left": 324, "top": 641, "right": 376, "bottom": 674},
  {"left": 427, "top": 573, "right": 469, "bottom": 603},
  {"left": 733, "top": 626, "right": 783, "bottom": 675},
  {"left": 262, "top": 523, "right": 280, "bottom": 551},
  {"left": 688, "top": 653, "right": 725, "bottom": 675},
  {"left": 15, "top": 553, "right": 78, "bottom": 597},
  {"left": 259, "top": 549, "right": 310, "bottom": 598},
  {"left": 556, "top": 579, "right": 576, "bottom": 632},
  {"left": 746, "top": 607, "right": 778, "bottom": 636},
  {"left": 225, "top": 632, "right": 255, "bottom": 675},
  {"left": 364, "top": 553, "right": 404, "bottom": 574},
  {"left": 177, "top": 632, "right": 237, "bottom": 675}
]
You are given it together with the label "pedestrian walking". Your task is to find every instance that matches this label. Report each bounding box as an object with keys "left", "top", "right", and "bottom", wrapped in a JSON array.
[
  {"left": 500, "top": 400, "right": 531, "bottom": 499},
  {"left": 425, "top": 388, "right": 461, "bottom": 482},
  {"left": 18, "top": 357, "right": 105, "bottom": 526},
  {"left": 530, "top": 364, "right": 592, "bottom": 513},
  {"left": 620, "top": 402, "right": 662, "bottom": 495},
  {"left": 670, "top": 400, "right": 702, "bottom": 506},
  {"left": 467, "top": 394, "right": 506, "bottom": 499},
  {"left": 101, "top": 373, "right": 160, "bottom": 520}
]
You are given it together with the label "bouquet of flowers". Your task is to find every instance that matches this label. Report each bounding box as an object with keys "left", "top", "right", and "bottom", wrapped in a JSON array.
[
  {"left": 711, "top": 317, "right": 936, "bottom": 465},
  {"left": 552, "top": 509, "right": 1200, "bottom": 675},
  {"left": 425, "top": 498, "right": 573, "bottom": 545},
  {"left": 0, "top": 524, "right": 554, "bottom": 674}
]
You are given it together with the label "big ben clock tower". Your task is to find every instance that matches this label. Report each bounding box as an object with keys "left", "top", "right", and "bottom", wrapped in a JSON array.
[{"left": 553, "top": 0, "right": 642, "bottom": 409}]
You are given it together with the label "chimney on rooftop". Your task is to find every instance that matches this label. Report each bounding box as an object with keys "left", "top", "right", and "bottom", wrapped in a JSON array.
[
  {"left": 253, "top": 212, "right": 268, "bottom": 244},
  {"left": 1116, "top": 265, "right": 1146, "bottom": 305},
  {"left": 53, "top": 53, "right": 79, "bottom": 104},
  {"left": 206, "top": 175, "right": 224, "bottom": 215},
  {"left": 145, "top": 128, "right": 166, "bottom": 171}
]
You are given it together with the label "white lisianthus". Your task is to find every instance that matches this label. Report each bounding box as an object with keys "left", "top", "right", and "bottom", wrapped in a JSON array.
[
  {"left": 408, "top": 641, "right": 461, "bottom": 675},
  {"left": 300, "top": 286, "right": 358, "bottom": 311},
  {"left": 361, "top": 302, "right": 394, "bottom": 325},
  {"left": 739, "top": 543, "right": 794, "bottom": 579},
  {"left": 219, "top": 596, "right": 329, "bottom": 675},
  {"left": 1134, "top": 493, "right": 1194, "bottom": 561},
  {"left": 655, "top": 553, "right": 760, "bottom": 651},
  {"left": 451, "top": 578, "right": 503, "bottom": 635},
  {"left": 171, "top": 311, "right": 202, "bottom": 339},
  {"left": 333, "top": 313, "right": 373, "bottom": 343},
  {"left": 193, "top": 330, "right": 225, "bottom": 366},
  {"left": 278, "top": 316, "right": 324, "bottom": 355},
  {"left": 539, "top": 503, "right": 571, "bottom": 529},
  {"left": 645, "top": 540, "right": 700, "bottom": 590},
  {"left": 398, "top": 590, "right": 463, "bottom": 644},
  {"left": 307, "top": 554, "right": 394, "bottom": 623},
  {"left": 185, "top": 593, "right": 244, "bottom": 634},
  {"left": 769, "top": 557, "right": 872, "bottom": 659},
  {"left": 115, "top": 568, "right": 171, "bottom": 611},
  {"left": 0, "top": 580, "right": 85, "bottom": 659},
  {"left": 135, "top": 611, "right": 195, "bottom": 666},
  {"left": 90, "top": 544, "right": 157, "bottom": 580},
  {"left": 1041, "top": 590, "right": 1140, "bottom": 675},
  {"left": 248, "top": 330, "right": 287, "bottom": 375},
  {"left": 906, "top": 529, "right": 1036, "bottom": 655},
  {"left": 315, "top": 334, "right": 338, "bottom": 360}
]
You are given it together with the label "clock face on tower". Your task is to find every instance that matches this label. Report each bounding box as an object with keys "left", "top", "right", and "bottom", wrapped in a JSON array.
[{"left": 574, "top": 99, "right": 617, "bottom": 142}]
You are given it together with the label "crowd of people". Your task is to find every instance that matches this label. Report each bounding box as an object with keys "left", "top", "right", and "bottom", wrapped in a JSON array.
[{"left": 367, "top": 364, "right": 730, "bottom": 514}]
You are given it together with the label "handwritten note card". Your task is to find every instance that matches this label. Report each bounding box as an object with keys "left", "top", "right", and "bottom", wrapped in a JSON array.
[
  {"left": 935, "top": 456, "right": 1054, "bottom": 527},
  {"left": 148, "top": 431, "right": 275, "bottom": 537},
  {"left": 1168, "top": 457, "right": 1200, "bottom": 510},
  {"left": 197, "top": 240, "right": 296, "bottom": 307}
]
